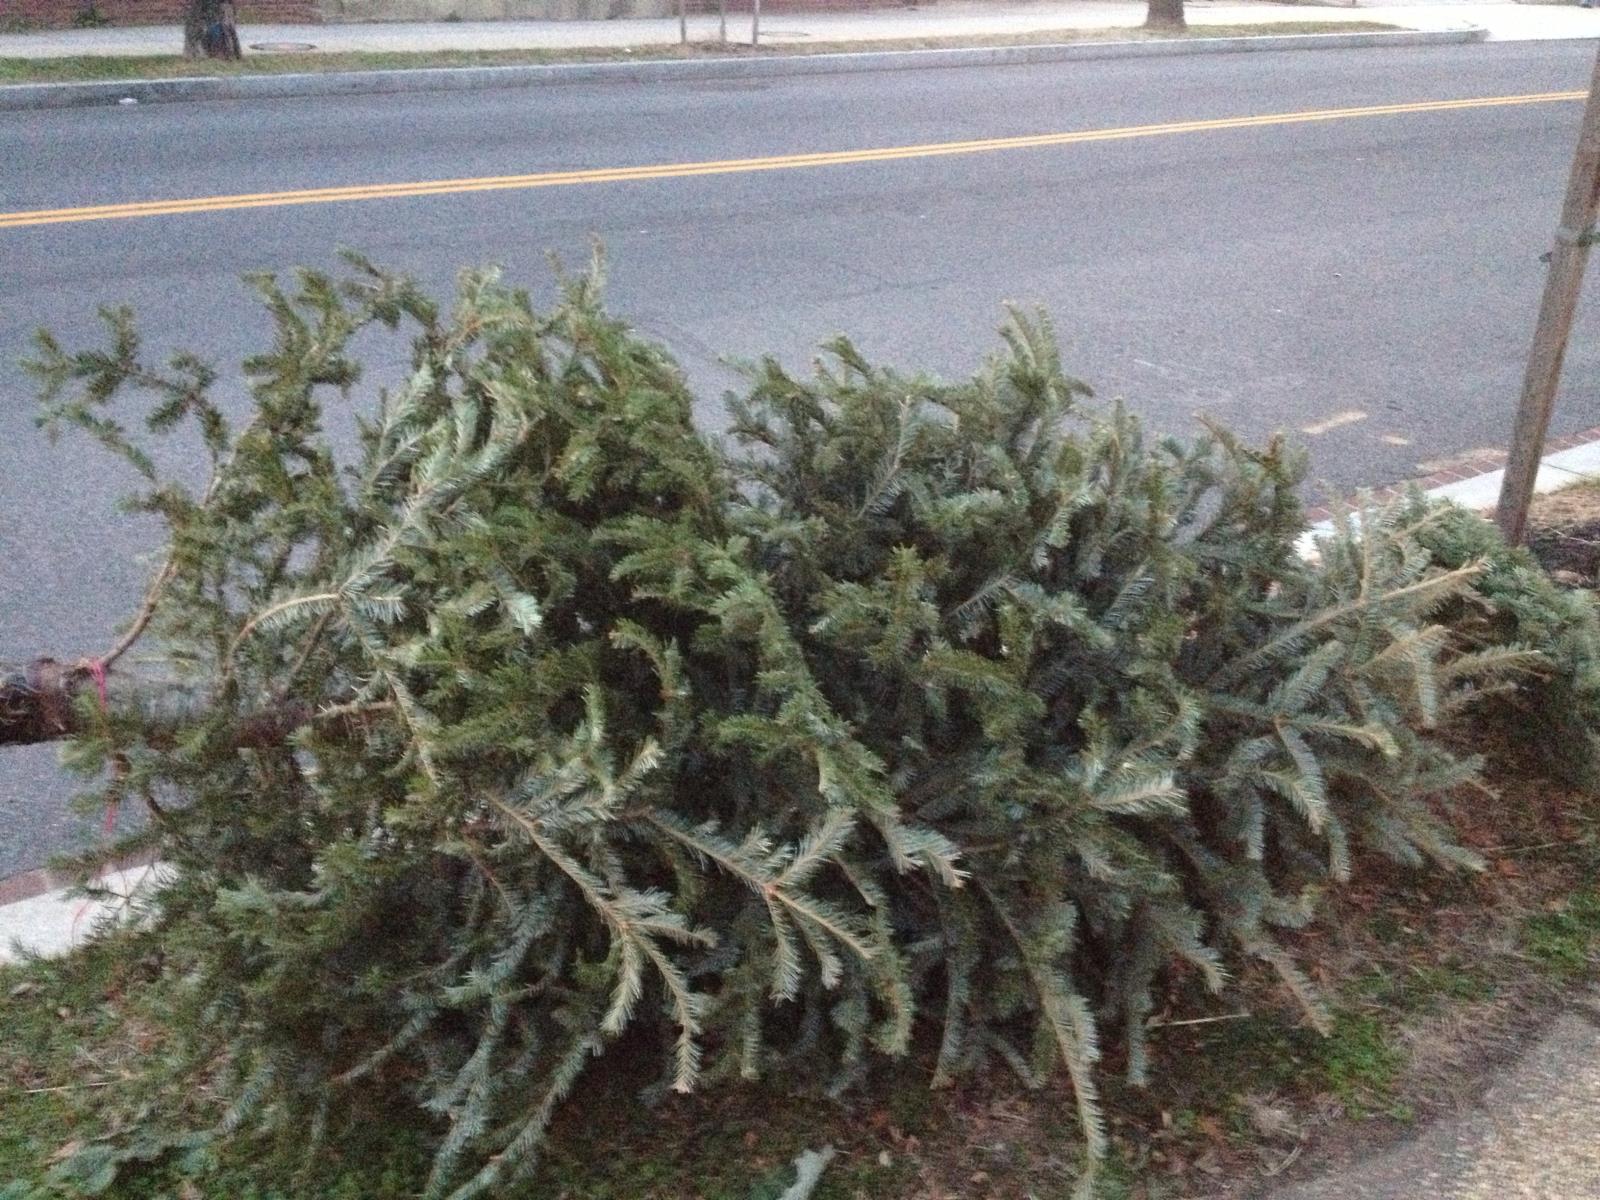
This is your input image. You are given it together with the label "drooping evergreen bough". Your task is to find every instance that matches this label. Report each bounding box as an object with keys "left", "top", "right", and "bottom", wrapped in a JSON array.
[{"left": 24, "top": 257, "right": 1600, "bottom": 1199}]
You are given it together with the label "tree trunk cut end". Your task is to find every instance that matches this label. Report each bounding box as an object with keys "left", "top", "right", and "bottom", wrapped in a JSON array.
[{"left": 1, "top": 659, "right": 88, "bottom": 748}]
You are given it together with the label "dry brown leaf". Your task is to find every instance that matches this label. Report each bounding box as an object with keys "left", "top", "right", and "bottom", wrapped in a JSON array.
[{"left": 1240, "top": 1092, "right": 1302, "bottom": 1141}]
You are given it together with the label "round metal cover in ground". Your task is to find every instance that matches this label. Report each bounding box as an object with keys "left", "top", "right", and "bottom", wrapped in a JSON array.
[{"left": 249, "top": 41, "right": 317, "bottom": 52}]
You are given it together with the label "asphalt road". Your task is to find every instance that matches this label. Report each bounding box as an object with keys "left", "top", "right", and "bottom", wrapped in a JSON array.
[{"left": 4, "top": 39, "right": 1600, "bottom": 877}]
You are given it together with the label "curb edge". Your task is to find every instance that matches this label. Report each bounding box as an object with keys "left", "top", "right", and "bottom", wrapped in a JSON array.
[{"left": 0, "top": 26, "right": 1489, "bottom": 111}]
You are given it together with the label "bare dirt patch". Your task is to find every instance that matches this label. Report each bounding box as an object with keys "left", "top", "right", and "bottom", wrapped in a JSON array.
[{"left": 1527, "top": 481, "right": 1600, "bottom": 585}]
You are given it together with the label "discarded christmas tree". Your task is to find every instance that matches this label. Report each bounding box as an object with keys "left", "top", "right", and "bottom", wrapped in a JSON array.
[{"left": 12, "top": 257, "right": 1599, "bottom": 1199}]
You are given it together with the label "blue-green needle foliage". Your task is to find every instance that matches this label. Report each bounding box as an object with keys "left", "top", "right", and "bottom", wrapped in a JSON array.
[{"left": 23, "top": 256, "right": 1597, "bottom": 1200}]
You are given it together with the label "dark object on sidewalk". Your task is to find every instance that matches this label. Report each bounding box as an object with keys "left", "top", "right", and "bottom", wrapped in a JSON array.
[
  {"left": 184, "top": 0, "right": 241, "bottom": 61},
  {"left": 1145, "top": 0, "right": 1186, "bottom": 31}
]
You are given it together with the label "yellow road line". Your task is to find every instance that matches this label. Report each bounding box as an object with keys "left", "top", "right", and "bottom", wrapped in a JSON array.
[{"left": 0, "top": 89, "right": 1584, "bottom": 230}]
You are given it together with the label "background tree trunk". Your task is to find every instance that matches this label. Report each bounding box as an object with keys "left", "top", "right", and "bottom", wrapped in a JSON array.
[
  {"left": 1144, "top": 0, "right": 1185, "bottom": 31},
  {"left": 184, "top": 0, "right": 242, "bottom": 60}
]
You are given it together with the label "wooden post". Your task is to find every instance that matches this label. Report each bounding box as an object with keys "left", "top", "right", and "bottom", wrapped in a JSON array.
[
  {"left": 1497, "top": 46, "right": 1600, "bottom": 544},
  {"left": 718, "top": 0, "right": 727, "bottom": 44},
  {"left": 751, "top": 0, "right": 761, "bottom": 46},
  {"left": 679, "top": 0, "right": 688, "bottom": 46}
]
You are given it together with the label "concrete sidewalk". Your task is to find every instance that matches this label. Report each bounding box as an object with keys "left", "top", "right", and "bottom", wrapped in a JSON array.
[
  {"left": 1269, "top": 988, "right": 1600, "bottom": 1200},
  {"left": 1, "top": 0, "right": 1597, "bottom": 60}
]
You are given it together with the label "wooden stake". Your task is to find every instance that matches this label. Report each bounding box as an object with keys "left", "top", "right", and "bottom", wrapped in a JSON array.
[
  {"left": 752, "top": 0, "right": 761, "bottom": 47},
  {"left": 1497, "top": 46, "right": 1600, "bottom": 544}
]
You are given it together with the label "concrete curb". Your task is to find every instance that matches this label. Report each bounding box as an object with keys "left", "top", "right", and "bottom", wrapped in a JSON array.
[
  {"left": 1303, "top": 420, "right": 1600, "bottom": 524},
  {"left": 0, "top": 26, "right": 1488, "bottom": 111},
  {"left": 0, "top": 861, "right": 171, "bottom": 964},
  {"left": 0, "top": 848, "right": 159, "bottom": 909},
  {"left": 1392, "top": 435, "right": 1600, "bottom": 513},
  {"left": 1294, "top": 433, "right": 1600, "bottom": 558}
]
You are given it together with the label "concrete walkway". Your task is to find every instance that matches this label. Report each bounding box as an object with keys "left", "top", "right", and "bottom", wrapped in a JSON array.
[
  {"left": 1269, "top": 988, "right": 1600, "bottom": 1200},
  {"left": 1, "top": 0, "right": 1597, "bottom": 59}
]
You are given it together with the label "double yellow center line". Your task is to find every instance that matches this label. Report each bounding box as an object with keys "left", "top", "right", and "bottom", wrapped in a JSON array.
[{"left": 0, "top": 88, "right": 1584, "bottom": 231}]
